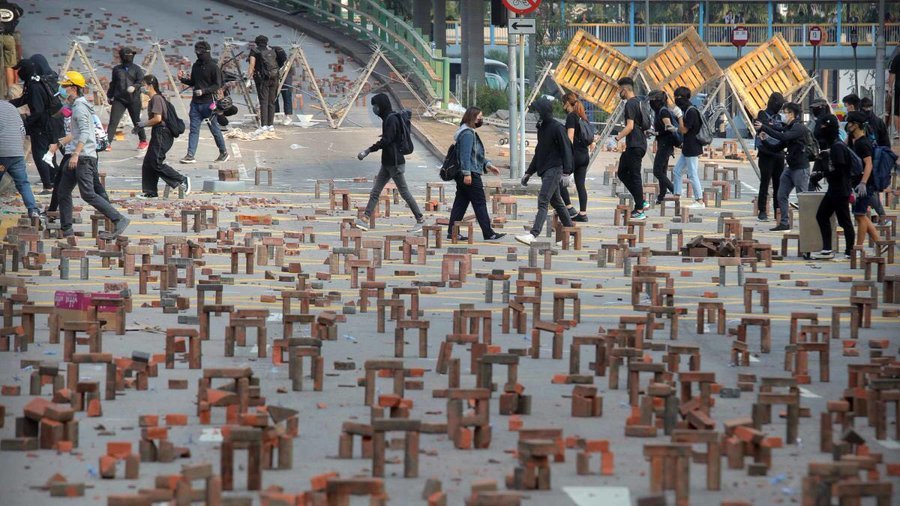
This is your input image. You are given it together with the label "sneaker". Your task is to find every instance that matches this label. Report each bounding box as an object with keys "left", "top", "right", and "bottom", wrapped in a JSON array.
[
  {"left": 39, "top": 187, "right": 53, "bottom": 195},
  {"left": 265, "top": 125, "right": 275, "bottom": 132},
  {"left": 282, "top": 116, "right": 293, "bottom": 126},
  {"left": 353, "top": 218, "right": 370, "bottom": 231},
  {"left": 215, "top": 152, "right": 230, "bottom": 163},
  {"left": 252, "top": 127, "right": 267, "bottom": 137},
  {"left": 137, "top": 141, "right": 149, "bottom": 150},
  {"left": 573, "top": 214, "right": 588, "bottom": 223},
  {"left": 515, "top": 233, "right": 536, "bottom": 245},
  {"left": 447, "top": 234, "right": 469, "bottom": 242},
  {"left": 841, "top": 252, "right": 852, "bottom": 260},
  {"left": 810, "top": 250, "right": 834, "bottom": 260},
  {"left": 641, "top": 200, "right": 651, "bottom": 211},
  {"left": 629, "top": 211, "right": 646, "bottom": 221},
  {"left": 789, "top": 201, "right": 799, "bottom": 210},
  {"left": 689, "top": 200, "right": 705, "bottom": 209},
  {"left": 136, "top": 193, "right": 157, "bottom": 200},
  {"left": 757, "top": 212, "right": 769, "bottom": 222},
  {"left": 180, "top": 155, "right": 196, "bottom": 164},
  {"left": 485, "top": 233, "right": 506, "bottom": 241},
  {"left": 770, "top": 223, "right": 791, "bottom": 232},
  {"left": 555, "top": 240, "right": 563, "bottom": 248},
  {"left": 100, "top": 217, "right": 130, "bottom": 240},
  {"left": 655, "top": 195, "right": 665, "bottom": 205},
  {"left": 181, "top": 176, "right": 192, "bottom": 196},
  {"left": 27, "top": 209, "right": 41, "bottom": 219},
  {"left": 567, "top": 207, "right": 578, "bottom": 218},
  {"left": 408, "top": 220, "right": 424, "bottom": 234}
]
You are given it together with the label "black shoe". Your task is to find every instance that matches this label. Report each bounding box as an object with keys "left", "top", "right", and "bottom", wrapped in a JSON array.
[
  {"left": 770, "top": 223, "right": 791, "bottom": 232},
  {"left": 572, "top": 214, "right": 588, "bottom": 222},
  {"left": 757, "top": 212, "right": 769, "bottom": 222},
  {"left": 215, "top": 152, "right": 230, "bottom": 162},
  {"left": 447, "top": 234, "right": 469, "bottom": 242},
  {"left": 180, "top": 155, "right": 196, "bottom": 164},
  {"left": 39, "top": 187, "right": 53, "bottom": 195},
  {"left": 567, "top": 207, "right": 578, "bottom": 218},
  {"left": 100, "top": 217, "right": 130, "bottom": 240},
  {"left": 485, "top": 233, "right": 506, "bottom": 241},
  {"left": 655, "top": 196, "right": 665, "bottom": 205}
]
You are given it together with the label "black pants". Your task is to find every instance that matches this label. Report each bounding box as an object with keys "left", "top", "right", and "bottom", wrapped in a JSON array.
[
  {"left": 58, "top": 156, "right": 122, "bottom": 234},
  {"left": 107, "top": 99, "right": 146, "bottom": 144},
  {"left": 274, "top": 80, "right": 293, "bottom": 115},
  {"left": 48, "top": 154, "right": 109, "bottom": 212},
  {"left": 448, "top": 173, "right": 494, "bottom": 239},
  {"left": 142, "top": 126, "right": 184, "bottom": 195},
  {"left": 617, "top": 147, "right": 645, "bottom": 209},
  {"left": 560, "top": 159, "right": 589, "bottom": 213},
  {"left": 758, "top": 154, "right": 784, "bottom": 215},
  {"left": 29, "top": 131, "right": 54, "bottom": 189},
  {"left": 256, "top": 78, "right": 279, "bottom": 127},
  {"left": 816, "top": 191, "right": 855, "bottom": 254},
  {"left": 652, "top": 141, "right": 675, "bottom": 200}
]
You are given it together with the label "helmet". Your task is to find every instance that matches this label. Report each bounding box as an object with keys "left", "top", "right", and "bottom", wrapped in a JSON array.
[{"left": 59, "top": 71, "right": 86, "bottom": 88}]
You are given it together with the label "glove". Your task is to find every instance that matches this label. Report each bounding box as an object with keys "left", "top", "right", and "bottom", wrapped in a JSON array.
[
  {"left": 605, "top": 138, "right": 618, "bottom": 151},
  {"left": 561, "top": 174, "right": 572, "bottom": 187},
  {"left": 665, "top": 123, "right": 678, "bottom": 133},
  {"left": 42, "top": 151, "right": 54, "bottom": 165},
  {"left": 357, "top": 149, "right": 370, "bottom": 160},
  {"left": 671, "top": 106, "right": 683, "bottom": 119},
  {"left": 244, "top": 79, "right": 252, "bottom": 89},
  {"left": 855, "top": 182, "right": 868, "bottom": 198},
  {"left": 809, "top": 171, "right": 824, "bottom": 185},
  {"left": 194, "top": 89, "right": 203, "bottom": 97},
  {"left": 520, "top": 174, "right": 530, "bottom": 187},
  {"left": 126, "top": 86, "right": 135, "bottom": 94}
]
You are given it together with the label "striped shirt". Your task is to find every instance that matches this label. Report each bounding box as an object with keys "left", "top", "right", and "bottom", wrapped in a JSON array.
[{"left": 0, "top": 100, "right": 26, "bottom": 158}]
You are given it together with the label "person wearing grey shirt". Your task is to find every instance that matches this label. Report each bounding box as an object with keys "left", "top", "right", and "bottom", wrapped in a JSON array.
[
  {"left": 55, "top": 71, "right": 129, "bottom": 239},
  {"left": 0, "top": 99, "right": 39, "bottom": 217}
]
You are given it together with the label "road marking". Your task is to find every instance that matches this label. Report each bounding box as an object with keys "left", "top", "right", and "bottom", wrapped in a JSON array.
[
  {"left": 564, "top": 487, "right": 630, "bottom": 506},
  {"left": 799, "top": 387, "right": 821, "bottom": 399}
]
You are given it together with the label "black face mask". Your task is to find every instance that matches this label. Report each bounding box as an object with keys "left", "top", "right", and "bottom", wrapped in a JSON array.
[
  {"left": 474, "top": 119, "right": 483, "bottom": 128},
  {"left": 122, "top": 54, "right": 134, "bottom": 65},
  {"left": 372, "top": 105, "right": 380, "bottom": 116}
]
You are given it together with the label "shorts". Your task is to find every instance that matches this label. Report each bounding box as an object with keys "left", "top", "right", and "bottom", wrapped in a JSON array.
[
  {"left": 0, "top": 34, "right": 16, "bottom": 68},
  {"left": 852, "top": 193, "right": 870, "bottom": 216}
]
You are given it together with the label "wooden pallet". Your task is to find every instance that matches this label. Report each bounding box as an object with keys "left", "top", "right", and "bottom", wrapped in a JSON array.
[
  {"left": 553, "top": 30, "right": 638, "bottom": 113},
  {"left": 639, "top": 27, "right": 722, "bottom": 99},
  {"left": 724, "top": 34, "right": 810, "bottom": 117}
]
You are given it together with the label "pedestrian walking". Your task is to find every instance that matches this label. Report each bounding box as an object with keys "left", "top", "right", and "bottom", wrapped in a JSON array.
[
  {"left": 515, "top": 97, "right": 575, "bottom": 245},
  {"left": 106, "top": 46, "right": 147, "bottom": 150},
  {"left": 846, "top": 111, "right": 881, "bottom": 249},
  {"left": 354, "top": 93, "right": 425, "bottom": 233},
  {"left": 754, "top": 92, "right": 786, "bottom": 221},
  {"left": 611, "top": 77, "right": 648, "bottom": 220},
  {"left": 559, "top": 92, "right": 592, "bottom": 222},
  {"left": 55, "top": 71, "right": 129, "bottom": 239},
  {"left": 178, "top": 40, "right": 228, "bottom": 164},
  {"left": 754, "top": 102, "right": 812, "bottom": 232},
  {"left": 246, "top": 35, "right": 279, "bottom": 135},
  {"left": 671, "top": 86, "right": 705, "bottom": 209},
  {"left": 809, "top": 138, "right": 855, "bottom": 260},
  {"left": 273, "top": 45, "right": 294, "bottom": 125},
  {"left": 843, "top": 94, "right": 888, "bottom": 223},
  {"left": 447, "top": 107, "right": 505, "bottom": 242},
  {"left": 648, "top": 89, "right": 677, "bottom": 206},
  {"left": 0, "top": 99, "right": 40, "bottom": 218},
  {"left": 47, "top": 102, "right": 111, "bottom": 215},
  {"left": 136, "top": 75, "right": 191, "bottom": 199},
  {"left": 9, "top": 58, "right": 55, "bottom": 192}
]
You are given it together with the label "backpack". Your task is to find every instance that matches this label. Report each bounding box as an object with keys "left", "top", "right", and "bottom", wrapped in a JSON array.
[
  {"left": 871, "top": 145, "right": 898, "bottom": 192},
  {"left": 391, "top": 110, "right": 414, "bottom": 156},
  {"left": 255, "top": 47, "right": 279, "bottom": 80},
  {"left": 439, "top": 142, "right": 460, "bottom": 181},
  {"left": 801, "top": 124, "right": 820, "bottom": 162},
  {"left": 576, "top": 116, "right": 595, "bottom": 147},
  {"left": 660, "top": 107, "right": 683, "bottom": 148},
  {"left": 38, "top": 74, "right": 64, "bottom": 116},
  {"left": 688, "top": 106, "right": 713, "bottom": 146},
  {"left": 846, "top": 144, "right": 865, "bottom": 178},
  {"left": 92, "top": 114, "right": 109, "bottom": 152},
  {"left": 636, "top": 96, "right": 653, "bottom": 132},
  {"left": 162, "top": 98, "right": 186, "bottom": 137}
]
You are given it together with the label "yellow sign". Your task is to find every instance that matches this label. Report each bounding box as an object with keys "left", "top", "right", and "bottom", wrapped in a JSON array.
[{"left": 554, "top": 30, "right": 638, "bottom": 113}]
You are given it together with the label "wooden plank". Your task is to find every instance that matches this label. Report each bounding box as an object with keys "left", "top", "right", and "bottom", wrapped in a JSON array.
[
  {"left": 725, "top": 34, "right": 808, "bottom": 117},
  {"left": 554, "top": 29, "right": 637, "bottom": 113}
]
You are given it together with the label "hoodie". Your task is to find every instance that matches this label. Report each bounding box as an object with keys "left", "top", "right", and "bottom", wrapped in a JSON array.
[
  {"left": 759, "top": 118, "right": 811, "bottom": 171},
  {"left": 755, "top": 93, "right": 786, "bottom": 158},
  {"left": 108, "top": 48, "right": 145, "bottom": 104},
  {"left": 70, "top": 96, "right": 98, "bottom": 158},
  {"left": 9, "top": 58, "right": 51, "bottom": 134},
  {"left": 525, "top": 98, "right": 573, "bottom": 177},
  {"left": 180, "top": 52, "right": 222, "bottom": 104},
  {"left": 454, "top": 124, "right": 487, "bottom": 176},
  {"left": 30, "top": 54, "right": 66, "bottom": 140},
  {"left": 367, "top": 93, "right": 405, "bottom": 167}
]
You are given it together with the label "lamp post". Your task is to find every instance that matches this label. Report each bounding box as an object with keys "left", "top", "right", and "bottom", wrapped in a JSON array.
[{"left": 850, "top": 28, "right": 859, "bottom": 94}]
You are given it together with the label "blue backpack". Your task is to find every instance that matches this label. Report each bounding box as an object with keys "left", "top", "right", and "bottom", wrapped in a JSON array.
[
  {"left": 846, "top": 144, "right": 865, "bottom": 179},
  {"left": 871, "top": 145, "right": 898, "bottom": 192}
]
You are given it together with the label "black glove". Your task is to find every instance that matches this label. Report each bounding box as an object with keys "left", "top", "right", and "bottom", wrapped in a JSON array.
[{"left": 809, "top": 171, "right": 824, "bottom": 185}]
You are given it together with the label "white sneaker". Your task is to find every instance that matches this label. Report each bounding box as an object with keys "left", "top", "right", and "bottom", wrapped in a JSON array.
[
  {"left": 810, "top": 250, "right": 834, "bottom": 260},
  {"left": 555, "top": 240, "right": 563, "bottom": 248},
  {"left": 515, "top": 233, "right": 536, "bottom": 245},
  {"left": 282, "top": 117, "right": 292, "bottom": 126},
  {"left": 252, "top": 127, "right": 266, "bottom": 137},
  {"left": 265, "top": 125, "right": 275, "bottom": 132},
  {"left": 689, "top": 200, "right": 705, "bottom": 209}
]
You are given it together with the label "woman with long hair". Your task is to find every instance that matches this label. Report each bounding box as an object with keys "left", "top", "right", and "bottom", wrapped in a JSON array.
[{"left": 560, "top": 92, "right": 593, "bottom": 221}]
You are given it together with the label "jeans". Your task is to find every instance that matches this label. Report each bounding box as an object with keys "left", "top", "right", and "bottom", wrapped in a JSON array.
[
  {"left": 48, "top": 154, "right": 109, "bottom": 212},
  {"left": 758, "top": 155, "right": 784, "bottom": 216},
  {"left": 142, "top": 126, "right": 185, "bottom": 195},
  {"left": 29, "top": 130, "right": 54, "bottom": 189},
  {"left": 274, "top": 81, "right": 293, "bottom": 115},
  {"left": 652, "top": 141, "right": 675, "bottom": 200},
  {"left": 559, "top": 161, "right": 589, "bottom": 213},
  {"left": 816, "top": 191, "right": 855, "bottom": 254},
  {"left": 617, "top": 147, "right": 645, "bottom": 209},
  {"left": 530, "top": 166, "right": 573, "bottom": 236},
  {"left": 363, "top": 164, "right": 423, "bottom": 221},
  {"left": 0, "top": 156, "right": 38, "bottom": 212},
  {"left": 448, "top": 173, "right": 494, "bottom": 239},
  {"left": 58, "top": 156, "right": 122, "bottom": 234},
  {"left": 870, "top": 191, "right": 885, "bottom": 217},
  {"left": 187, "top": 101, "right": 227, "bottom": 157},
  {"left": 107, "top": 99, "right": 146, "bottom": 144},
  {"left": 673, "top": 154, "right": 701, "bottom": 199},
  {"left": 776, "top": 167, "right": 810, "bottom": 226},
  {"left": 256, "top": 78, "right": 279, "bottom": 127}
]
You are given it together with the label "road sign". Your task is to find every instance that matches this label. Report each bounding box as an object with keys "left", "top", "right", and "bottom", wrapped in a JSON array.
[
  {"left": 502, "top": 0, "right": 541, "bottom": 15},
  {"left": 808, "top": 25, "right": 825, "bottom": 46},
  {"left": 508, "top": 18, "right": 536, "bottom": 35},
  {"left": 731, "top": 26, "right": 749, "bottom": 48}
]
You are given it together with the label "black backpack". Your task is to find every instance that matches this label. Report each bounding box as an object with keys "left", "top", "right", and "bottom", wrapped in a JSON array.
[
  {"left": 391, "top": 110, "right": 414, "bottom": 156},
  {"left": 163, "top": 98, "right": 186, "bottom": 137},
  {"left": 576, "top": 116, "right": 595, "bottom": 147},
  {"left": 255, "top": 47, "right": 279, "bottom": 80},
  {"left": 439, "top": 143, "right": 460, "bottom": 181},
  {"left": 801, "top": 123, "right": 820, "bottom": 161},
  {"left": 688, "top": 106, "right": 713, "bottom": 146},
  {"left": 636, "top": 96, "right": 653, "bottom": 132},
  {"left": 38, "top": 74, "right": 64, "bottom": 116}
]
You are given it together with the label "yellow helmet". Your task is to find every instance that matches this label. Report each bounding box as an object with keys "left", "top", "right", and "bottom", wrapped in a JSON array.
[{"left": 59, "top": 71, "right": 86, "bottom": 88}]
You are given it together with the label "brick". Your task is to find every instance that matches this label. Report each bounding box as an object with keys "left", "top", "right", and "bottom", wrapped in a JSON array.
[
  {"left": 585, "top": 440, "right": 609, "bottom": 453},
  {"left": 56, "top": 440, "right": 74, "bottom": 453},
  {"left": 165, "top": 414, "right": 188, "bottom": 426},
  {"left": 310, "top": 471, "right": 339, "bottom": 492},
  {"left": 1, "top": 385, "right": 20, "bottom": 396},
  {"left": 600, "top": 451, "right": 615, "bottom": 475},
  {"left": 508, "top": 416, "right": 523, "bottom": 431},
  {"left": 107, "top": 442, "right": 132, "bottom": 459},
  {"left": 100, "top": 455, "right": 118, "bottom": 479},
  {"left": 138, "top": 415, "right": 159, "bottom": 427},
  {"left": 87, "top": 399, "right": 102, "bottom": 417}
]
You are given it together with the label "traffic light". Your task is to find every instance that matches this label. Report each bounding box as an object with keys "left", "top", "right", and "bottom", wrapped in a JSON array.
[{"left": 491, "top": 0, "right": 508, "bottom": 27}]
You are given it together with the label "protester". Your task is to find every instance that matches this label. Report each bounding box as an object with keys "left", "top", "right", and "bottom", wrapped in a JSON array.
[
  {"left": 843, "top": 94, "right": 887, "bottom": 222},
  {"left": 28, "top": 53, "right": 65, "bottom": 173},
  {"left": 48, "top": 102, "right": 111, "bottom": 216},
  {"left": 611, "top": 77, "right": 648, "bottom": 220},
  {"left": 559, "top": 92, "right": 592, "bottom": 222},
  {"left": 246, "top": 35, "right": 279, "bottom": 135},
  {"left": 136, "top": 75, "right": 191, "bottom": 200},
  {"left": 810, "top": 98, "right": 840, "bottom": 188},
  {"left": 55, "top": 71, "right": 129, "bottom": 239},
  {"left": 273, "top": 45, "right": 293, "bottom": 125},
  {"left": 9, "top": 58, "right": 55, "bottom": 192},
  {"left": 755, "top": 102, "right": 811, "bottom": 232},
  {"left": 354, "top": 93, "right": 425, "bottom": 233},
  {"left": 754, "top": 92, "right": 786, "bottom": 222},
  {"left": 810, "top": 137, "right": 855, "bottom": 260},
  {"left": 515, "top": 97, "right": 575, "bottom": 245},
  {"left": 671, "top": 86, "right": 705, "bottom": 209},
  {"left": 846, "top": 111, "right": 881, "bottom": 249},
  {"left": 447, "top": 107, "right": 504, "bottom": 242},
  {"left": 178, "top": 40, "right": 228, "bottom": 164},
  {"left": 859, "top": 96, "right": 890, "bottom": 147},
  {"left": 889, "top": 49, "right": 899, "bottom": 139},
  {"left": 106, "top": 46, "right": 147, "bottom": 150},
  {"left": 649, "top": 89, "right": 677, "bottom": 206},
  {"left": 0, "top": 99, "right": 40, "bottom": 217},
  {"left": 0, "top": 0, "right": 23, "bottom": 92}
]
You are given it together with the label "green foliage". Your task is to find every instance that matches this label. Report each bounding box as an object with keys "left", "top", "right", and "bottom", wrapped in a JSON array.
[
  {"left": 474, "top": 85, "right": 508, "bottom": 116},
  {"left": 486, "top": 48, "right": 507, "bottom": 63}
]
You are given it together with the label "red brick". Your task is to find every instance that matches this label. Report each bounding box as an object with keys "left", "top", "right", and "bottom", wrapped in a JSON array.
[
  {"left": 165, "top": 414, "right": 188, "bottom": 426},
  {"left": 107, "top": 442, "right": 132, "bottom": 459}
]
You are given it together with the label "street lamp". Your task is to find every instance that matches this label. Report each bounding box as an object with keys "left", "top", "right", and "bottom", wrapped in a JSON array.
[{"left": 850, "top": 28, "right": 859, "bottom": 94}]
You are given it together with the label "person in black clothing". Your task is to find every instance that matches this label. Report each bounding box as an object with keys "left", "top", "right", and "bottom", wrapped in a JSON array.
[
  {"left": 755, "top": 102, "right": 811, "bottom": 232},
  {"left": 273, "top": 45, "right": 293, "bottom": 125},
  {"left": 846, "top": 111, "right": 881, "bottom": 249},
  {"left": 178, "top": 40, "right": 228, "bottom": 164},
  {"left": 246, "top": 35, "right": 279, "bottom": 134},
  {"left": 136, "top": 75, "right": 190, "bottom": 200},
  {"left": 859, "top": 96, "right": 890, "bottom": 147},
  {"left": 29, "top": 54, "right": 65, "bottom": 174},
  {"left": 671, "top": 86, "right": 705, "bottom": 209},
  {"left": 106, "top": 47, "right": 147, "bottom": 150},
  {"left": 890, "top": 49, "right": 899, "bottom": 138},
  {"left": 9, "top": 58, "right": 54, "bottom": 192},
  {"left": 754, "top": 92, "right": 786, "bottom": 222},
  {"left": 354, "top": 93, "right": 425, "bottom": 233},
  {"left": 560, "top": 91, "right": 593, "bottom": 222},
  {"left": 649, "top": 89, "right": 677, "bottom": 205},
  {"left": 612, "top": 76, "right": 648, "bottom": 220},
  {"left": 810, "top": 139, "right": 855, "bottom": 260},
  {"left": 809, "top": 98, "right": 839, "bottom": 187},
  {"left": 515, "top": 97, "right": 575, "bottom": 245},
  {"left": 844, "top": 94, "right": 888, "bottom": 221}
]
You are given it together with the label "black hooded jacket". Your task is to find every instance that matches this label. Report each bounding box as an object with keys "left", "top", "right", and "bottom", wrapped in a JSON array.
[
  {"left": 108, "top": 49, "right": 145, "bottom": 104},
  {"left": 813, "top": 111, "right": 840, "bottom": 150},
  {"left": 180, "top": 53, "right": 222, "bottom": 104},
  {"left": 755, "top": 93, "right": 785, "bottom": 158},
  {"left": 9, "top": 58, "right": 51, "bottom": 134},
  {"left": 367, "top": 93, "right": 405, "bottom": 167},
  {"left": 759, "top": 119, "right": 811, "bottom": 171},
  {"left": 29, "top": 54, "right": 66, "bottom": 140},
  {"left": 525, "top": 98, "right": 573, "bottom": 177}
]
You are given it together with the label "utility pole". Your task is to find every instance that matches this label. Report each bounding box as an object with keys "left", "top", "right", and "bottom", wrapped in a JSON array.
[
  {"left": 874, "top": 0, "right": 886, "bottom": 116},
  {"left": 508, "top": 13, "right": 519, "bottom": 179}
]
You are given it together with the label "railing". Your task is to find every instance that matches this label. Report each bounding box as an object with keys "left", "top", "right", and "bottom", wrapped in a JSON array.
[{"left": 446, "top": 21, "right": 899, "bottom": 48}]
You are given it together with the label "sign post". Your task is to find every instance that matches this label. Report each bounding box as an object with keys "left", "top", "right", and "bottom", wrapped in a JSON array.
[
  {"left": 502, "top": 0, "right": 541, "bottom": 178},
  {"left": 850, "top": 28, "right": 859, "bottom": 93},
  {"left": 808, "top": 25, "right": 824, "bottom": 75},
  {"left": 731, "top": 25, "right": 749, "bottom": 58}
]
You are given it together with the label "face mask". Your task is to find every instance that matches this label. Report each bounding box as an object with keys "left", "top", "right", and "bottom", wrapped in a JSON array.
[
  {"left": 779, "top": 113, "right": 789, "bottom": 123},
  {"left": 845, "top": 124, "right": 854, "bottom": 134},
  {"left": 372, "top": 105, "right": 380, "bottom": 116},
  {"left": 57, "top": 86, "right": 68, "bottom": 99},
  {"left": 474, "top": 119, "right": 483, "bottom": 128},
  {"left": 619, "top": 90, "right": 627, "bottom": 100}
]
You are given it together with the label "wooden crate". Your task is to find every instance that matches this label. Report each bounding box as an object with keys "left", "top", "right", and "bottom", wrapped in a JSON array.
[
  {"left": 553, "top": 30, "right": 638, "bottom": 113},
  {"left": 725, "top": 34, "right": 810, "bottom": 117},
  {"left": 639, "top": 27, "right": 722, "bottom": 99}
]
